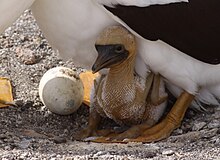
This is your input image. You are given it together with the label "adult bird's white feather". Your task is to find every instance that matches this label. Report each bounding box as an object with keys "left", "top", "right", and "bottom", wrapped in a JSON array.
[
  {"left": 31, "top": 0, "right": 117, "bottom": 67},
  {"left": 0, "top": 0, "right": 35, "bottom": 33}
]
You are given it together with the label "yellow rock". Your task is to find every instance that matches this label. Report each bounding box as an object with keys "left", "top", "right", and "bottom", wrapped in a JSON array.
[
  {"left": 80, "top": 71, "right": 99, "bottom": 106},
  {"left": 0, "top": 77, "right": 14, "bottom": 108}
]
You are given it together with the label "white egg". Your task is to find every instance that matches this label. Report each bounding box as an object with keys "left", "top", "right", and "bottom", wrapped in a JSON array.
[{"left": 39, "top": 67, "right": 84, "bottom": 115}]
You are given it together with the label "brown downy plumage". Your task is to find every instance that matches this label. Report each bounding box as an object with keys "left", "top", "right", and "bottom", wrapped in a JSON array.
[{"left": 76, "top": 26, "right": 168, "bottom": 141}]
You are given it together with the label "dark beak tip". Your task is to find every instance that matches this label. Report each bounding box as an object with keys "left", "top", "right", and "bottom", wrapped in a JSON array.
[{"left": 91, "top": 65, "right": 98, "bottom": 73}]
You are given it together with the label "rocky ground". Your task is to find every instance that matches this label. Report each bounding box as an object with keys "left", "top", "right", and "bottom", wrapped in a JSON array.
[{"left": 0, "top": 10, "right": 219, "bottom": 160}]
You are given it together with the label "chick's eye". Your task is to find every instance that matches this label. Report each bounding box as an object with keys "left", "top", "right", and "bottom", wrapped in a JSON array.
[{"left": 115, "top": 45, "right": 124, "bottom": 53}]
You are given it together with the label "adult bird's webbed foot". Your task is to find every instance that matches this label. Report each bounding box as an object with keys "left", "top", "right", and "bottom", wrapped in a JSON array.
[
  {"left": 91, "top": 91, "right": 194, "bottom": 143},
  {"left": 90, "top": 122, "right": 153, "bottom": 143},
  {"left": 74, "top": 126, "right": 113, "bottom": 141},
  {"left": 89, "top": 120, "right": 154, "bottom": 143},
  {"left": 124, "top": 91, "right": 195, "bottom": 143},
  {"left": 108, "top": 120, "right": 155, "bottom": 142}
]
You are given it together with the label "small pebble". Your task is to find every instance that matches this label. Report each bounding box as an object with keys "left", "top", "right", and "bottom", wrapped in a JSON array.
[
  {"left": 207, "top": 120, "right": 220, "bottom": 129},
  {"left": 52, "top": 136, "right": 67, "bottom": 144},
  {"left": 16, "top": 47, "right": 38, "bottom": 65},
  {"left": 162, "top": 150, "right": 174, "bottom": 156},
  {"left": 17, "top": 139, "right": 32, "bottom": 149},
  {"left": 192, "top": 122, "right": 206, "bottom": 131}
]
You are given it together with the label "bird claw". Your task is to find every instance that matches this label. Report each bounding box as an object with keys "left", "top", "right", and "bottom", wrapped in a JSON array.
[
  {"left": 90, "top": 130, "right": 140, "bottom": 143},
  {"left": 83, "top": 136, "right": 100, "bottom": 142},
  {"left": 91, "top": 136, "right": 127, "bottom": 143}
]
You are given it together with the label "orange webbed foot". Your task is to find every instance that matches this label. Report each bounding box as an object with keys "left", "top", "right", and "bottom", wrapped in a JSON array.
[{"left": 91, "top": 91, "right": 195, "bottom": 143}]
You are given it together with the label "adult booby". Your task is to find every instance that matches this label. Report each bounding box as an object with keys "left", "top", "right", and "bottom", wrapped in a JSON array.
[
  {"left": 0, "top": 0, "right": 220, "bottom": 142},
  {"left": 76, "top": 26, "right": 167, "bottom": 142}
]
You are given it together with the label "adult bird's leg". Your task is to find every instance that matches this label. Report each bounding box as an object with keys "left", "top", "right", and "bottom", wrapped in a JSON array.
[{"left": 126, "top": 91, "right": 195, "bottom": 143}]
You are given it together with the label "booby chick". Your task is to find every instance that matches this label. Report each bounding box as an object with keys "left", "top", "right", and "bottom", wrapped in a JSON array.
[{"left": 76, "top": 26, "right": 168, "bottom": 142}]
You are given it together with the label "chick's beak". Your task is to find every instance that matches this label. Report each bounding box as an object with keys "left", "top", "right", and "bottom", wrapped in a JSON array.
[{"left": 92, "top": 44, "right": 128, "bottom": 73}]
